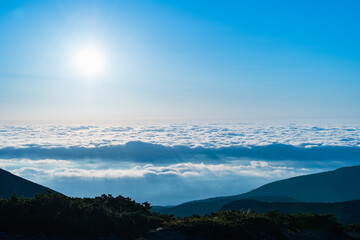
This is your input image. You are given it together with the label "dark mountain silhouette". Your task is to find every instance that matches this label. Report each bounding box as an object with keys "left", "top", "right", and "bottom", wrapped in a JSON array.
[
  {"left": 152, "top": 196, "right": 298, "bottom": 217},
  {"left": 241, "top": 165, "right": 360, "bottom": 202},
  {"left": 222, "top": 199, "right": 360, "bottom": 225},
  {"left": 153, "top": 165, "right": 360, "bottom": 217},
  {"left": 0, "top": 168, "right": 56, "bottom": 198}
]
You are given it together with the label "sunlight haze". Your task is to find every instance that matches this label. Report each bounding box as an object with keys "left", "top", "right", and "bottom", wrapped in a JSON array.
[{"left": 0, "top": 0, "right": 359, "bottom": 121}]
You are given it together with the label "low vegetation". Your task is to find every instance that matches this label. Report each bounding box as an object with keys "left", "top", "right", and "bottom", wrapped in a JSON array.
[
  {"left": 0, "top": 192, "right": 357, "bottom": 240},
  {"left": 0, "top": 192, "right": 162, "bottom": 239}
]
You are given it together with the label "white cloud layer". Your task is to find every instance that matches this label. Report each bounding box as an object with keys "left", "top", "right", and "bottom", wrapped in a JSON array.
[
  {"left": 0, "top": 122, "right": 358, "bottom": 204},
  {"left": 7, "top": 160, "right": 308, "bottom": 179},
  {"left": 0, "top": 123, "right": 359, "bottom": 149}
]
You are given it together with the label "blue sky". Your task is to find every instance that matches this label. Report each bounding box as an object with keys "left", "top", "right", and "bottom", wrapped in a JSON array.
[{"left": 0, "top": 0, "right": 359, "bottom": 121}]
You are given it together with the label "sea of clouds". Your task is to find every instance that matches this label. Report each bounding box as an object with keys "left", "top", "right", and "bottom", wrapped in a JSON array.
[
  {"left": 0, "top": 122, "right": 359, "bottom": 205},
  {"left": 1, "top": 123, "right": 359, "bottom": 148}
]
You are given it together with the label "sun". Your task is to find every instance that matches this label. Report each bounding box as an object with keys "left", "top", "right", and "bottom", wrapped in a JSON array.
[{"left": 73, "top": 45, "right": 106, "bottom": 79}]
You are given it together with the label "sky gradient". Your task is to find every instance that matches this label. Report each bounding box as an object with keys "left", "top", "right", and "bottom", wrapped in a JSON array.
[{"left": 0, "top": 0, "right": 360, "bottom": 121}]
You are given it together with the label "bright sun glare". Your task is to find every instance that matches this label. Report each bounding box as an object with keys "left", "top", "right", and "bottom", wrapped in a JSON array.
[{"left": 73, "top": 45, "right": 106, "bottom": 79}]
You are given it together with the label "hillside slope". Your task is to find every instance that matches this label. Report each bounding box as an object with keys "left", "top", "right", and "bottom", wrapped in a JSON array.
[
  {"left": 222, "top": 199, "right": 360, "bottom": 225},
  {"left": 0, "top": 168, "right": 56, "bottom": 198},
  {"left": 241, "top": 165, "right": 360, "bottom": 202},
  {"left": 153, "top": 165, "right": 360, "bottom": 217}
]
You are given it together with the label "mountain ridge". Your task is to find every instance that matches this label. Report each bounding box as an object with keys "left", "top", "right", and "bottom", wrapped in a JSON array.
[
  {"left": 0, "top": 168, "right": 56, "bottom": 198},
  {"left": 153, "top": 165, "right": 360, "bottom": 217}
]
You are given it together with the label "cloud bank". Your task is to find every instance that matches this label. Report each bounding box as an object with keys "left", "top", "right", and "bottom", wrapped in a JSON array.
[
  {"left": 0, "top": 122, "right": 359, "bottom": 204},
  {"left": 9, "top": 161, "right": 304, "bottom": 179},
  {"left": 1, "top": 123, "right": 359, "bottom": 149},
  {"left": 0, "top": 141, "right": 359, "bottom": 162}
]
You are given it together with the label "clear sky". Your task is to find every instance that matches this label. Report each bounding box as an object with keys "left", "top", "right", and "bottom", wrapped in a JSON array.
[{"left": 0, "top": 0, "right": 359, "bottom": 121}]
